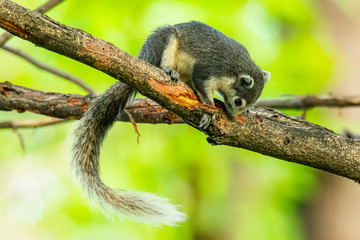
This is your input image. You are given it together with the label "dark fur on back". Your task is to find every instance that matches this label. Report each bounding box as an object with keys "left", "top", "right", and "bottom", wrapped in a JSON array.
[
  {"left": 175, "top": 22, "right": 262, "bottom": 79},
  {"left": 138, "top": 25, "right": 177, "bottom": 66}
]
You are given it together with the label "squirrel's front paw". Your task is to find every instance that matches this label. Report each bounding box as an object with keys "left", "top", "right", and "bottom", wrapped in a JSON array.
[
  {"left": 164, "top": 66, "right": 181, "bottom": 82},
  {"left": 199, "top": 113, "right": 214, "bottom": 131}
]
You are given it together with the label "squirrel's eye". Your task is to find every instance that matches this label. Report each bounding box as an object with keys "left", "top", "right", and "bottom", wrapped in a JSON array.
[{"left": 234, "top": 98, "right": 244, "bottom": 107}]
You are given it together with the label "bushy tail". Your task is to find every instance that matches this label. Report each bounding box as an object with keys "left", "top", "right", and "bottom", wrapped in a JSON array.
[{"left": 72, "top": 81, "right": 186, "bottom": 226}]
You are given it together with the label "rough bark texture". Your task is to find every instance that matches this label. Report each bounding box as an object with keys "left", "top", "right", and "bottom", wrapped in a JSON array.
[
  {"left": 0, "top": 81, "right": 182, "bottom": 124},
  {"left": 0, "top": 0, "right": 64, "bottom": 47},
  {"left": 0, "top": 0, "right": 360, "bottom": 182}
]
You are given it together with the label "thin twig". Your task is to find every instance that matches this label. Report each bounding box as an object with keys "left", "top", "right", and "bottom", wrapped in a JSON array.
[
  {"left": 12, "top": 127, "right": 25, "bottom": 152},
  {"left": 12, "top": 127, "right": 25, "bottom": 151},
  {"left": 124, "top": 109, "right": 141, "bottom": 144},
  {"left": 0, "top": 118, "right": 67, "bottom": 129},
  {"left": 342, "top": 129, "right": 360, "bottom": 139},
  {"left": 0, "top": 32, "right": 12, "bottom": 47},
  {"left": 258, "top": 94, "right": 360, "bottom": 109},
  {"left": 2, "top": 118, "right": 67, "bottom": 150},
  {"left": 2, "top": 45, "right": 96, "bottom": 94},
  {"left": 0, "top": 0, "right": 64, "bottom": 47},
  {"left": 34, "top": 0, "right": 64, "bottom": 14}
]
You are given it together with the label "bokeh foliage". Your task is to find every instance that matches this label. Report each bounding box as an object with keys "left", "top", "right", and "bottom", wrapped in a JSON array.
[{"left": 0, "top": 0, "right": 351, "bottom": 239}]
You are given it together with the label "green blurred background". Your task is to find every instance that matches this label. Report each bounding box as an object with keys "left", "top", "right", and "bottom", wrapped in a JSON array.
[{"left": 1, "top": 0, "right": 360, "bottom": 239}]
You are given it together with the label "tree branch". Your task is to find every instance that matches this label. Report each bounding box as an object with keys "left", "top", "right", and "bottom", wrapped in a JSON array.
[
  {"left": 342, "top": 129, "right": 360, "bottom": 140},
  {"left": 0, "top": 118, "right": 67, "bottom": 129},
  {"left": 1, "top": 81, "right": 358, "bottom": 124},
  {"left": 1, "top": 0, "right": 359, "bottom": 182},
  {"left": 2, "top": 45, "right": 96, "bottom": 94},
  {"left": 0, "top": 0, "right": 64, "bottom": 47},
  {"left": 0, "top": 81, "right": 183, "bottom": 124},
  {"left": 258, "top": 94, "right": 360, "bottom": 109}
]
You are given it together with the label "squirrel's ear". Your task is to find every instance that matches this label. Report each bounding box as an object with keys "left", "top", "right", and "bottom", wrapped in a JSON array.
[
  {"left": 262, "top": 70, "right": 271, "bottom": 83},
  {"left": 240, "top": 75, "right": 254, "bottom": 89}
]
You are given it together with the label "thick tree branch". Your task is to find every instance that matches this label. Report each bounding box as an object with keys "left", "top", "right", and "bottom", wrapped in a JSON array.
[
  {"left": 0, "top": 0, "right": 64, "bottom": 47},
  {"left": 0, "top": 0, "right": 64, "bottom": 46},
  {"left": 1, "top": 0, "right": 360, "bottom": 182},
  {"left": 258, "top": 94, "right": 360, "bottom": 109}
]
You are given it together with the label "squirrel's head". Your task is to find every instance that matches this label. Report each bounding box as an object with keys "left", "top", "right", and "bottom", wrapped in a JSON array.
[{"left": 218, "top": 70, "right": 270, "bottom": 116}]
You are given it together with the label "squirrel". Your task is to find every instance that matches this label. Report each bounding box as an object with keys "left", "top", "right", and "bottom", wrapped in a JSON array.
[{"left": 72, "top": 21, "right": 270, "bottom": 227}]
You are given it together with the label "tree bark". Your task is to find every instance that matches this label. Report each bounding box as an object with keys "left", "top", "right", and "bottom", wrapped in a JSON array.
[
  {"left": 0, "top": 81, "right": 183, "bottom": 124},
  {"left": 0, "top": 0, "right": 360, "bottom": 182},
  {"left": 0, "top": 0, "right": 64, "bottom": 47}
]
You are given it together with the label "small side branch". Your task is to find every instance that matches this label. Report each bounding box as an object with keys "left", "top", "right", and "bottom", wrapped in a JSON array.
[
  {"left": 342, "top": 129, "right": 360, "bottom": 140},
  {"left": 258, "top": 94, "right": 360, "bottom": 109},
  {"left": 2, "top": 45, "right": 96, "bottom": 94},
  {"left": 0, "top": 118, "right": 67, "bottom": 129}
]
